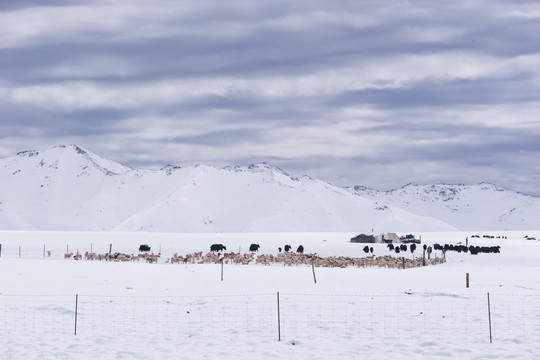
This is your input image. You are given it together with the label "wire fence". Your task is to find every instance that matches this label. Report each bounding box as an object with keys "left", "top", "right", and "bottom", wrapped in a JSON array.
[{"left": 1, "top": 292, "right": 539, "bottom": 343}]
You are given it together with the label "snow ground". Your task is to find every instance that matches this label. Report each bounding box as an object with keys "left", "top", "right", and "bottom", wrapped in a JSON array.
[{"left": 1, "top": 230, "right": 540, "bottom": 359}]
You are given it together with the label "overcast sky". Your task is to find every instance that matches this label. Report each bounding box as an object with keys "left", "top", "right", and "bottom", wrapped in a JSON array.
[{"left": 1, "top": 0, "right": 540, "bottom": 195}]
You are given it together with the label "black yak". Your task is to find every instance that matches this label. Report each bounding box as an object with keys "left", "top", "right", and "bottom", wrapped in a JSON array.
[
  {"left": 139, "top": 244, "right": 151, "bottom": 252},
  {"left": 249, "top": 244, "right": 260, "bottom": 252},
  {"left": 210, "top": 244, "right": 226, "bottom": 252}
]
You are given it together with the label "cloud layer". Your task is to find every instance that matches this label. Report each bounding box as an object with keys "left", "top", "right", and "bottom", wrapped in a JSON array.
[{"left": 1, "top": 0, "right": 540, "bottom": 194}]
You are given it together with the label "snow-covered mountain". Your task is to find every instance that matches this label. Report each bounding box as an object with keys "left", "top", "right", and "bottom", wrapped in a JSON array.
[
  {"left": 349, "top": 183, "right": 540, "bottom": 231},
  {"left": 0, "top": 145, "right": 538, "bottom": 232}
]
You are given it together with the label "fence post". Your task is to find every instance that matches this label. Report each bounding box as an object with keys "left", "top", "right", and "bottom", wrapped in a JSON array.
[
  {"left": 221, "top": 258, "right": 224, "bottom": 281},
  {"left": 487, "top": 292, "right": 492, "bottom": 343},
  {"left": 109, "top": 244, "right": 112, "bottom": 255},
  {"left": 19, "top": 246, "right": 21, "bottom": 258},
  {"left": 74, "top": 294, "right": 79, "bottom": 335},
  {"left": 311, "top": 258, "right": 317, "bottom": 284},
  {"left": 277, "top": 292, "right": 281, "bottom": 342},
  {"left": 43, "top": 244, "right": 46, "bottom": 258},
  {"left": 466, "top": 273, "right": 470, "bottom": 288},
  {"left": 0, "top": 244, "right": 2, "bottom": 258}
]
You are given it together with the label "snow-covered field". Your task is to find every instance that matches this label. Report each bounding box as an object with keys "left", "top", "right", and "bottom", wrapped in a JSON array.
[{"left": 1, "top": 230, "right": 540, "bottom": 359}]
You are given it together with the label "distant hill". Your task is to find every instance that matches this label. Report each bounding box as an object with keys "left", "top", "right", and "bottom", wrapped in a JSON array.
[
  {"left": 349, "top": 183, "right": 540, "bottom": 231},
  {"left": 0, "top": 145, "right": 538, "bottom": 232}
]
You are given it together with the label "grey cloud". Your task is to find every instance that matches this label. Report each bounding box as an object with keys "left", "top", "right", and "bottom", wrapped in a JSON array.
[
  {"left": 0, "top": 1, "right": 76, "bottom": 11},
  {"left": 329, "top": 76, "right": 539, "bottom": 109},
  {"left": 1, "top": 0, "right": 540, "bottom": 196}
]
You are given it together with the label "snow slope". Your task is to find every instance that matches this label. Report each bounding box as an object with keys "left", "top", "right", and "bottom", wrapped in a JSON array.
[
  {"left": 0, "top": 145, "right": 456, "bottom": 232},
  {"left": 2, "top": 145, "right": 539, "bottom": 232},
  {"left": 350, "top": 183, "right": 540, "bottom": 231},
  {"left": 0, "top": 229, "right": 539, "bottom": 359}
]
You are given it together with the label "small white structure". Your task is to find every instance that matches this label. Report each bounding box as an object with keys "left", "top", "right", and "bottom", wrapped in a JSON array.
[{"left": 374, "top": 232, "right": 400, "bottom": 243}]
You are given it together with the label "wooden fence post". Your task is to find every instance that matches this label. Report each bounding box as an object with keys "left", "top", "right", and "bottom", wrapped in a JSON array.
[
  {"left": 74, "top": 294, "right": 79, "bottom": 335},
  {"left": 277, "top": 292, "right": 281, "bottom": 341},
  {"left": 487, "top": 292, "right": 492, "bottom": 343},
  {"left": 311, "top": 257, "right": 317, "bottom": 284}
]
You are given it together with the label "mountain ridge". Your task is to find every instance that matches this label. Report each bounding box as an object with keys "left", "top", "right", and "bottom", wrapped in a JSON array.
[{"left": 1, "top": 145, "right": 539, "bottom": 232}]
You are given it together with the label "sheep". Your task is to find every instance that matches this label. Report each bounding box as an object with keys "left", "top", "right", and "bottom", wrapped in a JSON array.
[{"left": 146, "top": 254, "right": 160, "bottom": 263}]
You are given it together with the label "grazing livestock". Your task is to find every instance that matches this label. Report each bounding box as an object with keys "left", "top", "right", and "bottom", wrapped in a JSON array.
[
  {"left": 249, "top": 244, "right": 260, "bottom": 252},
  {"left": 297, "top": 245, "right": 304, "bottom": 254},
  {"left": 210, "top": 244, "right": 226, "bottom": 252},
  {"left": 469, "top": 245, "right": 501, "bottom": 255},
  {"left": 139, "top": 244, "right": 151, "bottom": 252},
  {"left": 284, "top": 245, "right": 292, "bottom": 252},
  {"left": 434, "top": 243, "right": 500, "bottom": 255},
  {"left": 363, "top": 246, "right": 370, "bottom": 253},
  {"left": 278, "top": 247, "right": 282, "bottom": 253},
  {"left": 410, "top": 244, "right": 417, "bottom": 254},
  {"left": 387, "top": 244, "right": 395, "bottom": 251}
]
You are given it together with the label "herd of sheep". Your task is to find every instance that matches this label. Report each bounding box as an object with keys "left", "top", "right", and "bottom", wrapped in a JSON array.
[{"left": 52, "top": 242, "right": 469, "bottom": 269}]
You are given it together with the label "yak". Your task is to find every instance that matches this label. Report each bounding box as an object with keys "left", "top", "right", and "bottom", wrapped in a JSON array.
[
  {"left": 249, "top": 244, "right": 260, "bottom": 252},
  {"left": 139, "top": 244, "right": 151, "bottom": 252},
  {"left": 210, "top": 244, "right": 226, "bottom": 252}
]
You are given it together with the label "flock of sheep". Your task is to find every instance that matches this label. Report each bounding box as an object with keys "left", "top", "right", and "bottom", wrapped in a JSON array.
[{"left": 56, "top": 242, "right": 456, "bottom": 269}]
